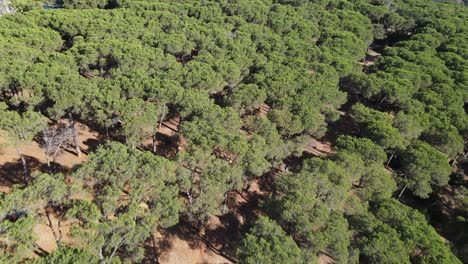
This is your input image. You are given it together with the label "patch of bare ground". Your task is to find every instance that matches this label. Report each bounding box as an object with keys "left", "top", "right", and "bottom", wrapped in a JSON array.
[
  {"left": 0, "top": 121, "right": 99, "bottom": 168},
  {"left": 0, "top": 121, "right": 100, "bottom": 192},
  {"left": 142, "top": 116, "right": 184, "bottom": 158},
  {"left": 304, "top": 138, "right": 335, "bottom": 157},
  {"left": 256, "top": 103, "right": 270, "bottom": 117},
  {"left": 0, "top": 121, "right": 99, "bottom": 258},
  {"left": 359, "top": 48, "right": 382, "bottom": 66},
  {"left": 318, "top": 252, "right": 336, "bottom": 264},
  {"left": 147, "top": 179, "right": 269, "bottom": 264},
  {"left": 32, "top": 209, "right": 73, "bottom": 258},
  {"left": 153, "top": 226, "right": 233, "bottom": 264}
]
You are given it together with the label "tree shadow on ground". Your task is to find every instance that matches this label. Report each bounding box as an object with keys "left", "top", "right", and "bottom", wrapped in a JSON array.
[
  {"left": 140, "top": 133, "right": 179, "bottom": 159},
  {"left": 141, "top": 173, "right": 272, "bottom": 263},
  {"left": 324, "top": 113, "right": 360, "bottom": 144},
  {"left": 158, "top": 185, "right": 266, "bottom": 262},
  {"left": 0, "top": 156, "right": 69, "bottom": 187},
  {"left": 82, "top": 138, "right": 101, "bottom": 155},
  {"left": 142, "top": 231, "right": 173, "bottom": 264},
  {"left": 33, "top": 243, "right": 50, "bottom": 257},
  {"left": 176, "top": 218, "right": 238, "bottom": 263}
]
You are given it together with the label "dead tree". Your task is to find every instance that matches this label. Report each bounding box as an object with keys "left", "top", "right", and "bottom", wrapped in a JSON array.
[
  {"left": 41, "top": 124, "right": 71, "bottom": 172},
  {"left": 0, "top": 0, "right": 15, "bottom": 15}
]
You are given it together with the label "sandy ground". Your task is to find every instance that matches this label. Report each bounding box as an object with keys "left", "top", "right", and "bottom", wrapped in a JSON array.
[
  {"left": 0, "top": 121, "right": 99, "bottom": 192},
  {"left": 155, "top": 230, "right": 232, "bottom": 264},
  {"left": 257, "top": 103, "right": 270, "bottom": 117},
  {"left": 0, "top": 121, "right": 99, "bottom": 166},
  {"left": 153, "top": 180, "right": 268, "bottom": 264},
  {"left": 33, "top": 209, "right": 73, "bottom": 256},
  {"left": 359, "top": 48, "right": 382, "bottom": 66},
  {"left": 304, "top": 137, "right": 335, "bottom": 157},
  {"left": 318, "top": 252, "right": 336, "bottom": 264}
]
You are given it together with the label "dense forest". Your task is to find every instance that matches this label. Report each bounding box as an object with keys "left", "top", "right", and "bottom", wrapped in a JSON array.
[{"left": 0, "top": 0, "right": 466, "bottom": 263}]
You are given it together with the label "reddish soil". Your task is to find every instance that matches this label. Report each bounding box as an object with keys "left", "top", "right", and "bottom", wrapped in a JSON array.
[
  {"left": 0, "top": 121, "right": 99, "bottom": 192},
  {"left": 151, "top": 179, "right": 268, "bottom": 264},
  {"left": 256, "top": 103, "right": 270, "bottom": 117},
  {"left": 304, "top": 137, "right": 335, "bottom": 157},
  {"left": 155, "top": 228, "right": 232, "bottom": 264},
  {"left": 0, "top": 121, "right": 99, "bottom": 167},
  {"left": 142, "top": 116, "right": 183, "bottom": 157},
  {"left": 359, "top": 48, "right": 382, "bottom": 66},
  {"left": 1, "top": 121, "right": 98, "bottom": 258},
  {"left": 318, "top": 252, "right": 336, "bottom": 264},
  {"left": 32, "top": 209, "right": 73, "bottom": 257}
]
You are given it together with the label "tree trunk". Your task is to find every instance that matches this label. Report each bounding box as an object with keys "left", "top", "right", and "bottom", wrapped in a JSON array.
[
  {"left": 57, "top": 213, "right": 64, "bottom": 243},
  {"left": 46, "top": 210, "right": 60, "bottom": 242},
  {"left": 45, "top": 154, "right": 52, "bottom": 173},
  {"left": 386, "top": 153, "right": 394, "bottom": 166},
  {"left": 222, "top": 192, "right": 228, "bottom": 214},
  {"left": 107, "top": 234, "right": 128, "bottom": 264},
  {"left": 159, "top": 104, "right": 167, "bottom": 130},
  {"left": 50, "top": 140, "right": 65, "bottom": 173},
  {"left": 152, "top": 129, "right": 157, "bottom": 154},
  {"left": 187, "top": 188, "right": 193, "bottom": 205},
  {"left": 15, "top": 143, "right": 28, "bottom": 184},
  {"left": 397, "top": 184, "right": 407, "bottom": 200},
  {"left": 151, "top": 233, "right": 160, "bottom": 264},
  {"left": 379, "top": 94, "right": 387, "bottom": 104},
  {"left": 98, "top": 248, "right": 104, "bottom": 261},
  {"left": 243, "top": 181, "right": 251, "bottom": 194},
  {"left": 450, "top": 153, "right": 460, "bottom": 167},
  {"left": 358, "top": 177, "right": 364, "bottom": 188},
  {"left": 69, "top": 115, "right": 81, "bottom": 157}
]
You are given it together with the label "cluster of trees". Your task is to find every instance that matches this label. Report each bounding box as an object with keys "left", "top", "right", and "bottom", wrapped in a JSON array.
[
  {"left": 340, "top": 0, "right": 467, "bottom": 260},
  {"left": 241, "top": 135, "right": 460, "bottom": 263},
  {"left": 0, "top": 0, "right": 466, "bottom": 263}
]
